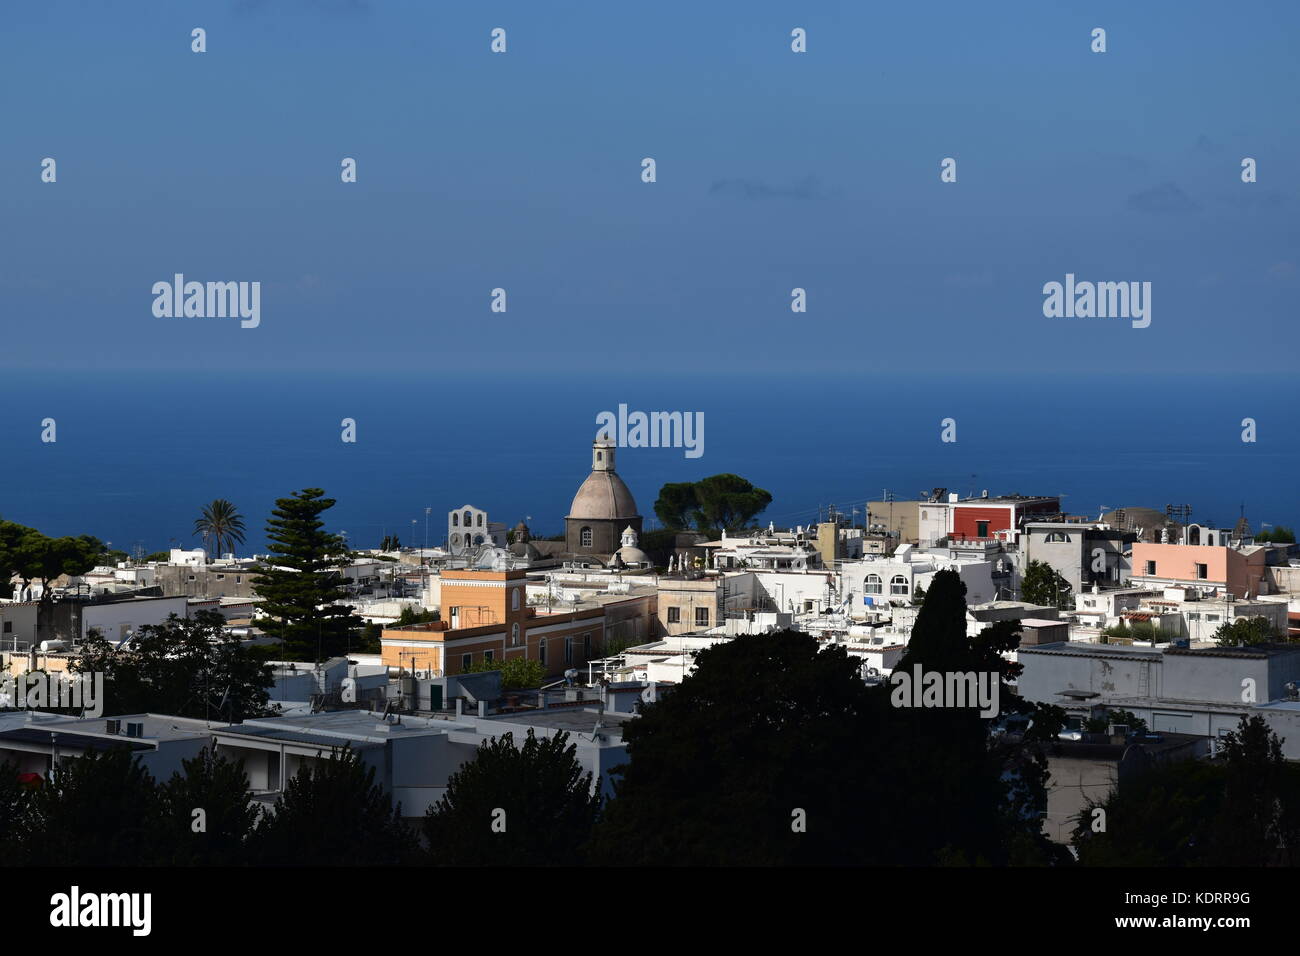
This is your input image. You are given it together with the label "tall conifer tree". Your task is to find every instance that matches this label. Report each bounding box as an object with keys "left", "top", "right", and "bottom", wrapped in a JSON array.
[{"left": 251, "top": 488, "right": 358, "bottom": 660}]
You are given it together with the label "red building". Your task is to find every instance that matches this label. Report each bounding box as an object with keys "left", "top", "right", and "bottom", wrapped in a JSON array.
[{"left": 948, "top": 495, "right": 1060, "bottom": 542}]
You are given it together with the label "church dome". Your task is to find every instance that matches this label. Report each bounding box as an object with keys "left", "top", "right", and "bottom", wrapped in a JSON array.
[
  {"left": 616, "top": 545, "right": 650, "bottom": 566},
  {"left": 568, "top": 471, "right": 639, "bottom": 520}
]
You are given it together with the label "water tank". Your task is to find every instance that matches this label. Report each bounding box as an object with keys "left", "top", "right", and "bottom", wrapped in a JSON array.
[{"left": 39, "top": 640, "right": 68, "bottom": 653}]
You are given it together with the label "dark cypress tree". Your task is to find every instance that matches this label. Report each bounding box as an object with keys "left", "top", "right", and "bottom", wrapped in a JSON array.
[
  {"left": 251, "top": 488, "right": 358, "bottom": 661},
  {"left": 881, "top": 569, "right": 1024, "bottom": 864}
]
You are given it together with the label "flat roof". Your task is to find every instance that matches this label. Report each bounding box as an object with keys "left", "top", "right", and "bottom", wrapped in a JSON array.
[
  {"left": 1020, "top": 641, "right": 1164, "bottom": 660},
  {"left": 0, "top": 728, "right": 152, "bottom": 752}
]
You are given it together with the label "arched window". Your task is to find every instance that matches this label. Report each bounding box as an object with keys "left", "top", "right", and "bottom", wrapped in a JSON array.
[
  {"left": 890, "top": 575, "right": 909, "bottom": 595},
  {"left": 511, "top": 622, "right": 520, "bottom": 646},
  {"left": 463, "top": 511, "right": 472, "bottom": 527},
  {"left": 581, "top": 527, "right": 593, "bottom": 548},
  {"left": 865, "top": 574, "right": 882, "bottom": 594},
  {"left": 477, "top": 514, "right": 483, "bottom": 527},
  {"left": 452, "top": 513, "right": 459, "bottom": 527},
  {"left": 511, "top": 588, "right": 520, "bottom": 611}
]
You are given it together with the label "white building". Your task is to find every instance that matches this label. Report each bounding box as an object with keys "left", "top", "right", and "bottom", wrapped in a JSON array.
[
  {"left": 839, "top": 544, "right": 998, "bottom": 619},
  {"left": 447, "top": 504, "right": 508, "bottom": 555}
]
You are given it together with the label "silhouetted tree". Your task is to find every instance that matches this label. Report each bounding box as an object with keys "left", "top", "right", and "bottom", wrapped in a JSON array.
[
  {"left": 589, "top": 631, "right": 885, "bottom": 865},
  {"left": 248, "top": 748, "right": 410, "bottom": 866},
  {"left": 71, "top": 611, "right": 273, "bottom": 722},
  {"left": 158, "top": 747, "right": 259, "bottom": 865},
  {"left": 28, "top": 747, "right": 163, "bottom": 866},
  {"left": 424, "top": 729, "right": 599, "bottom": 866}
]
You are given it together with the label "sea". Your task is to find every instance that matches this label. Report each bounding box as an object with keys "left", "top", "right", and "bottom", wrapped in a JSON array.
[{"left": 0, "top": 370, "right": 1294, "bottom": 555}]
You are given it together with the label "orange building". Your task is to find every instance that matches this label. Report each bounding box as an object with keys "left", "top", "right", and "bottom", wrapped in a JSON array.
[{"left": 380, "top": 569, "right": 652, "bottom": 677}]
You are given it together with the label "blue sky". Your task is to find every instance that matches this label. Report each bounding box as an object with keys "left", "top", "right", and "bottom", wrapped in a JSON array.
[{"left": 1, "top": 0, "right": 1297, "bottom": 375}]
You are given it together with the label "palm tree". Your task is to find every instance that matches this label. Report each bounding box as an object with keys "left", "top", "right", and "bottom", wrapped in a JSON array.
[{"left": 194, "top": 499, "right": 247, "bottom": 562}]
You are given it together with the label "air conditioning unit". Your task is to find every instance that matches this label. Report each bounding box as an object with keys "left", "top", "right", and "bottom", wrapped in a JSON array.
[
  {"left": 106, "top": 719, "right": 121, "bottom": 735},
  {"left": 124, "top": 722, "right": 144, "bottom": 738}
]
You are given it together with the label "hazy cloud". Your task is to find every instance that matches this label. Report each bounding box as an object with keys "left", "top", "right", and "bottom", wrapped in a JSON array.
[
  {"left": 1193, "top": 134, "right": 1225, "bottom": 155},
  {"left": 1127, "top": 182, "right": 1199, "bottom": 215}
]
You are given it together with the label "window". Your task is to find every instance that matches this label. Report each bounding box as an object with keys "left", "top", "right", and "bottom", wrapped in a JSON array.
[
  {"left": 977, "top": 521, "right": 990, "bottom": 538},
  {"left": 461, "top": 653, "right": 472, "bottom": 671},
  {"left": 463, "top": 511, "right": 472, "bottom": 527},
  {"left": 539, "top": 640, "right": 547, "bottom": 665},
  {"left": 512, "top": 589, "right": 520, "bottom": 610},
  {"left": 580, "top": 527, "right": 593, "bottom": 548},
  {"left": 1188, "top": 612, "right": 1200, "bottom": 620},
  {"left": 1207, "top": 614, "right": 1220, "bottom": 622},
  {"left": 695, "top": 607, "right": 709, "bottom": 627},
  {"left": 565, "top": 638, "right": 573, "bottom": 665},
  {"left": 216, "top": 574, "right": 225, "bottom": 580},
  {"left": 511, "top": 623, "right": 520, "bottom": 646},
  {"left": 890, "top": 575, "right": 909, "bottom": 595},
  {"left": 865, "top": 574, "right": 883, "bottom": 594},
  {"left": 483, "top": 649, "right": 494, "bottom": 662},
  {"left": 1145, "top": 560, "right": 1156, "bottom": 575},
  {"left": 583, "top": 633, "right": 591, "bottom": 658},
  {"left": 1045, "top": 532, "right": 1069, "bottom": 543},
  {"left": 452, "top": 513, "right": 459, "bottom": 526},
  {"left": 1195, "top": 563, "right": 1208, "bottom": 580},
  {"left": 477, "top": 514, "right": 483, "bottom": 527},
  {"left": 667, "top": 607, "right": 680, "bottom": 623},
  {"left": 1, "top": 622, "right": 10, "bottom": 633},
  {"left": 235, "top": 577, "right": 241, "bottom": 583}
]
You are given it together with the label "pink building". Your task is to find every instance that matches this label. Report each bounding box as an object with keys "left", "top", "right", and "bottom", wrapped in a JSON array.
[{"left": 1131, "top": 540, "right": 1272, "bottom": 598}]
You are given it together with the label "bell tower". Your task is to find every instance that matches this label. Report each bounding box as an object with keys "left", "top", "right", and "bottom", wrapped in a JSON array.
[{"left": 593, "top": 436, "right": 616, "bottom": 473}]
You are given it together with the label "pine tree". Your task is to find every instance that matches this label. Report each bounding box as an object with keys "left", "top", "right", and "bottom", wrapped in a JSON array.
[{"left": 251, "top": 488, "right": 358, "bottom": 661}]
